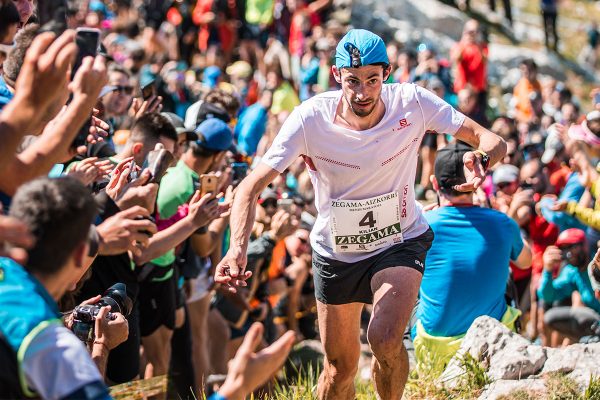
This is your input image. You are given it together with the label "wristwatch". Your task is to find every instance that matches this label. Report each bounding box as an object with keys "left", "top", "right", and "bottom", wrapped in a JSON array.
[{"left": 473, "top": 149, "right": 490, "bottom": 171}]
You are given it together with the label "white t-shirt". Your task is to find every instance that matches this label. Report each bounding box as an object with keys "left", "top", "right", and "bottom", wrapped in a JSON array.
[
  {"left": 262, "top": 83, "right": 466, "bottom": 263},
  {"left": 23, "top": 324, "right": 106, "bottom": 400}
]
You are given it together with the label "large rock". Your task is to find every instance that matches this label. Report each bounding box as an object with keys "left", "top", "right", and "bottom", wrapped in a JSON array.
[
  {"left": 440, "top": 316, "right": 547, "bottom": 384},
  {"left": 477, "top": 378, "right": 546, "bottom": 400},
  {"left": 542, "top": 343, "right": 600, "bottom": 387}
]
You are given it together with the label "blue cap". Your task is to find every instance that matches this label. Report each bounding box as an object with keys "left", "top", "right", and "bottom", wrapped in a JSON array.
[
  {"left": 335, "top": 29, "right": 389, "bottom": 69},
  {"left": 203, "top": 66, "right": 221, "bottom": 89},
  {"left": 195, "top": 118, "right": 233, "bottom": 151}
]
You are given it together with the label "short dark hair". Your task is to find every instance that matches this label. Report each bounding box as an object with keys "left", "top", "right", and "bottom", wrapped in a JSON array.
[
  {"left": 130, "top": 112, "right": 178, "bottom": 144},
  {"left": 204, "top": 88, "right": 241, "bottom": 117},
  {"left": 520, "top": 58, "right": 537, "bottom": 71},
  {"left": 108, "top": 63, "right": 132, "bottom": 78},
  {"left": 0, "top": 0, "right": 20, "bottom": 42},
  {"left": 9, "top": 177, "right": 97, "bottom": 276},
  {"left": 3, "top": 24, "right": 39, "bottom": 87}
]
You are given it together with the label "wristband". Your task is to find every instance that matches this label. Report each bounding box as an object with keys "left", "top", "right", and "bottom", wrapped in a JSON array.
[
  {"left": 88, "top": 225, "right": 100, "bottom": 258},
  {"left": 473, "top": 149, "right": 490, "bottom": 171},
  {"left": 208, "top": 393, "right": 227, "bottom": 400}
]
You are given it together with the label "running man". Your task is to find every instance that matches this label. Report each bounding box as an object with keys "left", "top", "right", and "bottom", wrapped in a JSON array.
[{"left": 215, "top": 29, "right": 506, "bottom": 399}]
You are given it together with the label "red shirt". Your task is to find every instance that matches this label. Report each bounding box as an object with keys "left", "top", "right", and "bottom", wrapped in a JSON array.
[
  {"left": 452, "top": 42, "right": 488, "bottom": 93},
  {"left": 529, "top": 213, "right": 559, "bottom": 277}
]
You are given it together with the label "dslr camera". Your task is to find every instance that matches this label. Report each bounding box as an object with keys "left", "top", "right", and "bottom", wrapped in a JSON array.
[{"left": 72, "top": 283, "right": 133, "bottom": 342}]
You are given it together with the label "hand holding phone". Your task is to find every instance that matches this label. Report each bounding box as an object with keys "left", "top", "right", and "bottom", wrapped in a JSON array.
[
  {"left": 277, "top": 198, "right": 294, "bottom": 213},
  {"left": 70, "top": 28, "right": 101, "bottom": 149},
  {"left": 141, "top": 80, "right": 156, "bottom": 101},
  {"left": 200, "top": 174, "right": 218, "bottom": 198}
]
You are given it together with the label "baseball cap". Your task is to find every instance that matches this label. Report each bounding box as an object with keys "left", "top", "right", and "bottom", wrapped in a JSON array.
[
  {"left": 226, "top": 61, "right": 252, "bottom": 79},
  {"left": 492, "top": 164, "right": 520, "bottom": 185},
  {"left": 434, "top": 141, "right": 474, "bottom": 190},
  {"left": 556, "top": 228, "right": 586, "bottom": 247},
  {"left": 194, "top": 118, "right": 233, "bottom": 152},
  {"left": 161, "top": 112, "right": 197, "bottom": 141},
  {"left": 203, "top": 66, "right": 221, "bottom": 89},
  {"left": 335, "top": 29, "right": 389, "bottom": 69},
  {"left": 541, "top": 125, "right": 564, "bottom": 164}
]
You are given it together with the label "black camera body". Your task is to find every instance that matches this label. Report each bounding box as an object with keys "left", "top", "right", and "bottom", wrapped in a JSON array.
[{"left": 72, "top": 283, "right": 132, "bottom": 342}]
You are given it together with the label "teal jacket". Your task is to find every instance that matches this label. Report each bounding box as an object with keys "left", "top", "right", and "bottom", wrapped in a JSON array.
[
  {"left": 537, "top": 264, "right": 600, "bottom": 314},
  {"left": 0, "top": 257, "right": 62, "bottom": 396}
]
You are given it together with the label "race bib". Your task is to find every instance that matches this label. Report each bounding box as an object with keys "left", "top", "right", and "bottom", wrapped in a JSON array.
[{"left": 330, "top": 191, "right": 403, "bottom": 253}]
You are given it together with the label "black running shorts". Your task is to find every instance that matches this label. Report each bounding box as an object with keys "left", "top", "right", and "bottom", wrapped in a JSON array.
[{"left": 312, "top": 228, "right": 434, "bottom": 305}]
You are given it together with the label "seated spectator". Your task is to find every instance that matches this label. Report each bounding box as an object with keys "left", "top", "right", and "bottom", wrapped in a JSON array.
[
  {"left": 412, "top": 142, "right": 531, "bottom": 374},
  {"left": 538, "top": 229, "right": 600, "bottom": 345}
]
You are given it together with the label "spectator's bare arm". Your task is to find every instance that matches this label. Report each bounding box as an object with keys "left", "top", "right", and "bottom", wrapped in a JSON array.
[
  {"left": 218, "top": 323, "right": 295, "bottom": 400},
  {"left": 0, "top": 55, "right": 108, "bottom": 196},
  {"left": 0, "top": 31, "right": 76, "bottom": 171}
]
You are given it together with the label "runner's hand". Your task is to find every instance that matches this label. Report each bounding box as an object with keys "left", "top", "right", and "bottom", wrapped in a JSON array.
[
  {"left": 454, "top": 151, "right": 486, "bottom": 192},
  {"left": 215, "top": 246, "right": 252, "bottom": 293}
]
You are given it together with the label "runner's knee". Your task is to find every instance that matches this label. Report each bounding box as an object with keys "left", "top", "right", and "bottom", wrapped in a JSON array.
[
  {"left": 367, "top": 324, "right": 404, "bottom": 360},
  {"left": 323, "top": 357, "right": 358, "bottom": 385}
]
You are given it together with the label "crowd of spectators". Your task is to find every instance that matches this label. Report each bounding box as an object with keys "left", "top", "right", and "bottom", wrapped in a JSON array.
[{"left": 1, "top": 0, "right": 600, "bottom": 397}]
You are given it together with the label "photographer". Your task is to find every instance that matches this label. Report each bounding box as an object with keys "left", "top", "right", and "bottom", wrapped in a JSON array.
[
  {"left": 0, "top": 177, "right": 114, "bottom": 399},
  {"left": 538, "top": 229, "right": 600, "bottom": 345}
]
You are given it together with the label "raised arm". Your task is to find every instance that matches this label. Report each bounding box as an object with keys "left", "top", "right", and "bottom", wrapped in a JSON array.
[
  {"left": 453, "top": 117, "right": 507, "bottom": 192},
  {"left": 214, "top": 162, "right": 280, "bottom": 291}
]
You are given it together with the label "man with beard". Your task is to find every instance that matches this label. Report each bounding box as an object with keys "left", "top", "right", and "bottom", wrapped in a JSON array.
[{"left": 215, "top": 29, "right": 506, "bottom": 399}]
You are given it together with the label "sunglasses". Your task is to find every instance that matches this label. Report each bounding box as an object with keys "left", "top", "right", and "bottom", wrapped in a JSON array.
[
  {"left": 496, "top": 182, "right": 514, "bottom": 190},
  {"left": 261, "top": 198, "right": 277, "bottom": 208},
  {"left": 114, "top": 85, "right": 134, "bottom": 95}
]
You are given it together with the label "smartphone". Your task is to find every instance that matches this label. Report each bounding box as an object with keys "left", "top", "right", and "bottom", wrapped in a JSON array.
[
  {"left": 70, "top": 28, "right": 100, "bottom": 149},
  {"left": 231, "top": 162, "right": 249, "bottom": 185},
  {"left": 128, "top": 160, "right": 139, "bottom": 181},
  {"left": 141, "top": 80, "right": 156, "bottom": 101},
  {"left": 72, "top": 28, "right": 101, "bottom": 79},
  {"left": 277, "top": 198, "right": 294, "bottom": 213},
  {"left": 145, "top": 149, "right": 174, "bottom": 184},
  {"left": 200, "top": 174, "right": 218, "bottom": 197}
]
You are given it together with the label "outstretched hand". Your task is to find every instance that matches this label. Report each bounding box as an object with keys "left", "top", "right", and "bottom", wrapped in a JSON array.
[
  {"left": 453, "top": 151, "right": 486, "bottom": 192},
  {"left": 214, "top": 246, "right": 252, "bottom": 293},
  {"left": 218, "top": 323, "right": 295, "bottom": 400}
]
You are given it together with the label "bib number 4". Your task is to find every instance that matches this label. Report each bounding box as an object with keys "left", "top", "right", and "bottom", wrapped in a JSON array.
[
  {"left": 359, "top": 211, "right": 377, "bottom": 229},
  {"left": 330, "top": 191, "right": 403, "bottom": 253}
]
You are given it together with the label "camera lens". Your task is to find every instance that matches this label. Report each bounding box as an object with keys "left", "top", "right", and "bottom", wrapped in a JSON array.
[{"left": 98, "top": 283, "right": 133, "bottom": 317}]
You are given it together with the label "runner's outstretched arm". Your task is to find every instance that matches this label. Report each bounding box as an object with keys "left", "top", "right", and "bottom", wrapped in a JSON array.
[
  {"left": 215, "top": 162, "right": 280, "bottom": 292},
  {"left": 453, "top": 117, "right": 507, "bottom": 192}
]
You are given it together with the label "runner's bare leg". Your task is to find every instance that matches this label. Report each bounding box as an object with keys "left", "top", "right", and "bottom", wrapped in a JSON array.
[
  {"left": 368, "top": 267, "right": 422, "bottom": 399},
  {"left": 316, "top": 301, "right": 363, "bottom": 400}
]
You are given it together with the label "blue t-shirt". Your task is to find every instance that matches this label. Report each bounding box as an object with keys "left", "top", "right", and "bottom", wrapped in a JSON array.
[
  {"left": 416, "top": 206, "right": 524, "bottom": 337},
  {"left": 540, "top": 172, "right": 586, "bottom": 232},
  {"left": 0, "top": 77, "right": 14, "bottom": 111},
  {"left": 234, "top": 102, "right": 268, "bottom": 156}
]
